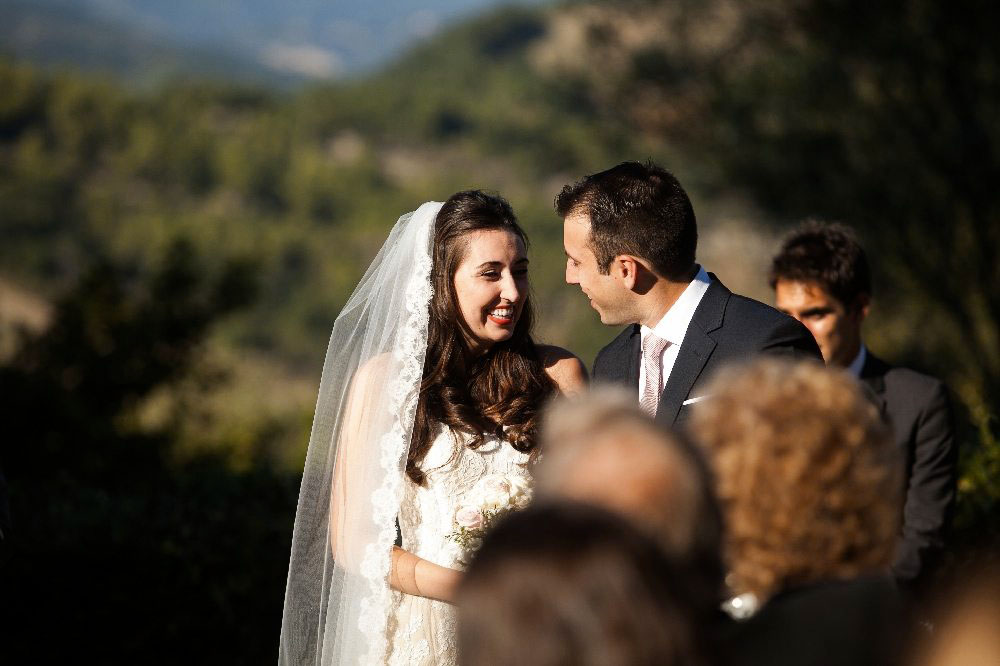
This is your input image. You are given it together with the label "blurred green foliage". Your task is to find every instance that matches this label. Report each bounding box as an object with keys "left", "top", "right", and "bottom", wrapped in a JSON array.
[
  {"left": 0, "top": 8, "right": 647, "bottom": 372},
  {"left": 0, "top": 241, "right": 299, "bottom": 662}
]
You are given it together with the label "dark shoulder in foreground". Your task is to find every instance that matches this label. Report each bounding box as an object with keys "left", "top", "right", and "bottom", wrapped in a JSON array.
[
  {"left": 725, "top": 291, "right": 802, "bottom": 332},
  {"left": 719, "top": 292, "right": 822, "bottom": 359},
  {"left": 536, "top": 344, "right": 588, "bottom": 396}
]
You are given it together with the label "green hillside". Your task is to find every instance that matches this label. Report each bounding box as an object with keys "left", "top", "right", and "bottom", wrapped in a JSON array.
[
  {"left": 0, "top": 6, "right": 679, "bottom": 469},
  {"left": 3, "top": 0, "right": 998, "bottom": 480},
  {"left": 4, "top": 0, "right": 999, "bottom": 454}
]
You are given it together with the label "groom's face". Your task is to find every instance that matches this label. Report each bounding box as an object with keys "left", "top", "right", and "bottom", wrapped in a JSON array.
[{"left": 564, "top": 213, "right": 630, "bottom": 325}]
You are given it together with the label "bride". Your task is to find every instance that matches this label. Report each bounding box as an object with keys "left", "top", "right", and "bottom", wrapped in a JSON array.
[{"left": 279, "top": 190, "right": 586, "bottom": 665}]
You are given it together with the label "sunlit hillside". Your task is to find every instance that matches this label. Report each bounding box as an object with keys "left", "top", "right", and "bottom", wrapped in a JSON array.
[{"left": 2, "top": 0, "right": 996, "bottom": 493}]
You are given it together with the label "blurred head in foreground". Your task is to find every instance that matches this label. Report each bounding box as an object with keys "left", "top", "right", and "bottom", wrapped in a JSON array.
[
  {"left": 456, "top": 502, "right": 708, "bottom": 666},
  {"left": 912, "top": 559, "right": 1000, "bottom": 666},
  {"left": 534, "top": 387, "right": 724, "bottom": 606},
  {"left": 689, "top": 359, "right": 901, "bottom": 604}
]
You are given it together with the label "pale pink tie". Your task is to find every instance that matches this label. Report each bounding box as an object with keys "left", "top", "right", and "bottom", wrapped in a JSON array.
[{"left": 640, "top": 334, "right": 669, "bottom": 417}]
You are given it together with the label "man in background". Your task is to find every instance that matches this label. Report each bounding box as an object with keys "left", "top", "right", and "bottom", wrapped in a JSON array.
[{"left": 770, "top": 222, "right": 956, "bottom": 587}]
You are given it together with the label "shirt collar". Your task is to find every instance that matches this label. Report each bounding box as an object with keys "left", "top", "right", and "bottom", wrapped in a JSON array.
[
  {"left": 846, "top": 343, "right": 867, "bottom": 378},
  {"left": 640, "top": 266, "right": 712, "bottom": 346}
]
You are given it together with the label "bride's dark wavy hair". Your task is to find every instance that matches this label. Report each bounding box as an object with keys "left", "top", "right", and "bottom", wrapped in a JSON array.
[{"left": 407, "top": 190, "right": 556, "bottom": 484}]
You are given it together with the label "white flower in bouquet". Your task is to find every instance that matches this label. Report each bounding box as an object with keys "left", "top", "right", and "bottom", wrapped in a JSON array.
[
  {"left": 454, "top": 505, "right": 485, "bottom": 530},
  {"left": 480, "top": 474, "right": 514, "bottom": 510},
  {"left": 448, "top": 473, "right": 532, "bottom": 563},
  {"left": 508, "top": 475, "right": 532, "bottom": 509}
]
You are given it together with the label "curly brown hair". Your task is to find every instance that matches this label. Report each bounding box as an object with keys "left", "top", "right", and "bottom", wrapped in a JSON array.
[
  {"left": 689, "top": 359, "right": 901, "bottom": 603},
  {"left": 407, "top": 190, "right": 556, "bottom": 484}
]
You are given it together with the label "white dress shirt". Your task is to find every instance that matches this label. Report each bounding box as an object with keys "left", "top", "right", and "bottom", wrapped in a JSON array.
[{"left": 638, "top": 266, "right": 712, "bottom": 400}]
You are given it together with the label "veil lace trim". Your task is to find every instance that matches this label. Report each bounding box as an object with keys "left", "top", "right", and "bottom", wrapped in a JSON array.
[{"left": 358, "top": 217, "right": 434, "bottom": 663}]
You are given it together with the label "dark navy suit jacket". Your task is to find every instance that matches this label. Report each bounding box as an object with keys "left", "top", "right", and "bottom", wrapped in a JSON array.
[
  {"left": 592, "top": 275, "right": 821, "bottom": 426},
  {"left": 860, "top": 352, "right": 956, "bottom": 585}
]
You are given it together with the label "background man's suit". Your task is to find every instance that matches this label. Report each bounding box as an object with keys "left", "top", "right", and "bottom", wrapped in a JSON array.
[
  {"left": 592, "top": 275, "right": 821, "bottom": 426},
  {"left": 719, "top": 577, "right": 905, "bottom": 666},
  {"left": 860, "top": 352, "right": 956, "bottom": 585}
]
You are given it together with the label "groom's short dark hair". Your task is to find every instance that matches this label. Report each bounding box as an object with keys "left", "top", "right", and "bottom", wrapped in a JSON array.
[{"left": 555, "top": 161, "right": 697, "bottom": 280}]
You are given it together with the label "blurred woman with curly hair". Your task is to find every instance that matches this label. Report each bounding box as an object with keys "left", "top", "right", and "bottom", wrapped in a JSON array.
[{"left": 690, "top": 358, "right": 907, "bottom": 666}]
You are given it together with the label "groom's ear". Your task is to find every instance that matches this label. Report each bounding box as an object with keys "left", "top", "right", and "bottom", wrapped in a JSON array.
[{"left": 613, "top": 255, "right": 642, "bottom": 290}]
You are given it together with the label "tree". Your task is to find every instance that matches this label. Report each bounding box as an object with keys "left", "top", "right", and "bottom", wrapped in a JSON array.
[{"left": 0, "top": 240, "right": 298, "bottom": 663}]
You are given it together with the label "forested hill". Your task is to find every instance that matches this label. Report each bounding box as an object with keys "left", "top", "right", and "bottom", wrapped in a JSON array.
[
  {"left": 0, "top": 3, "right": 662, "bottom": 361},
  {"left": 0, "top": 4, "right": 685, "bottom": 467},
  {"left": 2, "top": 0, "right": 997, "bottom": 518}
]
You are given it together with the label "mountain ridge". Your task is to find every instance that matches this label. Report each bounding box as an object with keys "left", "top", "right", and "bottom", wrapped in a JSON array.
[
  {"left": 2, "top": 0, "right": 551, "bottom": 83},
  {"left": 0, "top": 0, "right": 306, "bottom": 88}
]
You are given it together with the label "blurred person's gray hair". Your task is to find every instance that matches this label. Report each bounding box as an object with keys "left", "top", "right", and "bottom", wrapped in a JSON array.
[{"left": 536, "top": 387, "right": 724, "bottom": 606}]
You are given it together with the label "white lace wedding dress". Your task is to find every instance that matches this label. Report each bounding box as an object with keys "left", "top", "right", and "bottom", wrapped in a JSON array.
[{"left": 385, "top": 425, "right": 532, "bottom": 666}]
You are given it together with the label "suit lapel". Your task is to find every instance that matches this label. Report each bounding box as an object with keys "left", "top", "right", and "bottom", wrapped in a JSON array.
[{"left": 654, "top": 277, "right": 728, "bottom": 426}]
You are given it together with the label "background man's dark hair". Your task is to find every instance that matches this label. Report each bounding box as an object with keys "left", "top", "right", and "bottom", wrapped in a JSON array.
[
  {"left": 555, "top": 161, "right": 698, "bottom": 280},
  {"left": 769, "top": 221, "right": 872, "bottom": 308}
]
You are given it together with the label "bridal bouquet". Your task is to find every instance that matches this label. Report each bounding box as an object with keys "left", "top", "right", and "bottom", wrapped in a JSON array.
[{"left": 448, "top": 474, "right": 532, "bottom": 564}]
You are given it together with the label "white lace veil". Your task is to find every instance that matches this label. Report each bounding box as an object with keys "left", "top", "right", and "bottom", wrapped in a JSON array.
[{"left": 279, "top": 202, "right": 442, "bottom": 665}]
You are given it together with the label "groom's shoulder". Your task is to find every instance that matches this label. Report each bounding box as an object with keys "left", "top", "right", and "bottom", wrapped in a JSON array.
[
  {"left": 593, "top": 325, "right": 637, "bottom": 372},
  {"left": 705, "top": 273, "right": 799, "bottom": 335},
  {"left": 715, "top": 289, "right": 820, "bottom": 356},
  {"left": 596, "top": 325, "right": 637, "bottom": 356},
  {"left": 723, "top": 291, "right": 796, "bottom": 331}
]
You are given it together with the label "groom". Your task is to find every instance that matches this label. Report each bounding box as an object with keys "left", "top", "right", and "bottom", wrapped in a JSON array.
[{"left": 558, "top": 161, "right": 820, "bottom": 426}]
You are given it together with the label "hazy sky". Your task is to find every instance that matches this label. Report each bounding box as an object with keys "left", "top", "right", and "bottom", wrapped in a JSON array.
[{"left": 23, "top": 0, "right": 550, "bottom": 76}]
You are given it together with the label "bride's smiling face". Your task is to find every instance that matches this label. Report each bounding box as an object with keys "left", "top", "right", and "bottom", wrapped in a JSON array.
[{"left": 452, "top": 229, "right": 529, "bottom": 353}]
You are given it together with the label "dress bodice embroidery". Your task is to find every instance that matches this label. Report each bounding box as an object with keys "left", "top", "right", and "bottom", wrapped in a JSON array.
[{"left": 397, "top": 425, "right": 532, "bottom": 570}]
